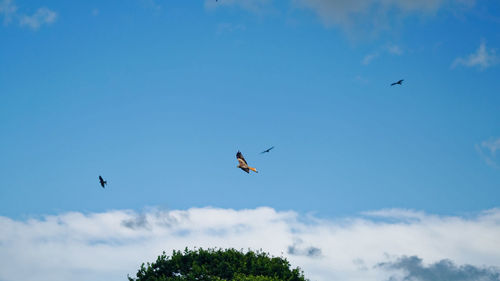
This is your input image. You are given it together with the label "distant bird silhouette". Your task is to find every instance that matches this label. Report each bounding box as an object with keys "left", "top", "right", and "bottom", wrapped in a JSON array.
[
  {"left": 260, "top": 146, "right": 275, "bottom": 154},
  {"left": 391, "top": 79, "right": 404, "bottom": 86},
  {"left": 236, "top": 151, "right": 258, "bottom": 173},
  {"left": 98, "top": 176, "right": 107, "bottom": 188}
]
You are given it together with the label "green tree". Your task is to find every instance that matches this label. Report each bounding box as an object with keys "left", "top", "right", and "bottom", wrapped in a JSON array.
[{"left": 128, "top": 248, "right": 308, "bottom": 281}]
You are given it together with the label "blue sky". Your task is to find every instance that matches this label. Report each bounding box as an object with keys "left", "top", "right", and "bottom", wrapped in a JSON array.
[
  {"left": 1, "top": 1, "right": 500, "bottom": 280},
  {"left": 2, "top": 0, "right": 499, "bottom": 218}
]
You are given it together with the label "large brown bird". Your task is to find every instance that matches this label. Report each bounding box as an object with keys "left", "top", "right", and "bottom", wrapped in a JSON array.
[{"left": 236, "top": 151, "right": 258, "bottom": 173}]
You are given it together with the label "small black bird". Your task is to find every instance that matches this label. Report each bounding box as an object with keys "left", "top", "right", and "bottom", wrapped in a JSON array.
[
  {"left": 260, "top": 146, "right": 275, "bottom": 154},
  {"left": 98, "top": 176, "right": 107, "bottom": 188},
  {"left": 391, "top": 79, "right": 404, "bottom": 86}
]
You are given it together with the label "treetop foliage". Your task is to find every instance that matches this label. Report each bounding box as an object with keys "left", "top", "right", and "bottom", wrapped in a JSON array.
[{"left": 128, "top": 248, "right": 308, "bottom": 281}]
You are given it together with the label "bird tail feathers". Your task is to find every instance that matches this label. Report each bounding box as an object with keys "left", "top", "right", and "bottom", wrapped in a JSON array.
[{"left": 249, "top": 167, "right": 258, "bottom": 173}]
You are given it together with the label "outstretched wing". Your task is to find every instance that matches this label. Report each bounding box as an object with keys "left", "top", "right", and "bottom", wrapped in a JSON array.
[
  {"left": 236, "top": 151, "right": 247, "bottom": 165},
  {"left": 391, "top": 79, "right": 404, "bottom": 86}
]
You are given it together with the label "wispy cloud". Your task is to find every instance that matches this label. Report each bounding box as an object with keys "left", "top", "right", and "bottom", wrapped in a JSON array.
[
  {"left": 0, "top": 0, "right": 56, "bottom": 30},
  {"left": 387, "top": 44, "right": 403, "bottom": 55},
  {"left": 476, "top": 137, "right": 500, "bottom": 169},
  {"left": 216, "top": 22, "right": 246, "bottom": 35},
  {"left": 1, "top": 207, "right": 500, "bottom": 281},
  {"left": 363, "top": 52, "right": 380, "bottom": 65},
  {"left": 205, "top": 0, "right": 272, "bottom": 13},
  {"left": 452, "top": 41, "right": 499, "bottom": 70},
  {"left": 141, "top": 0, "right": 162, "bottom": 12},
  {"left": 0, "top": 0, "right": 17, "bottom": 25},
  {"left": 362, "top": 43, "right": 403, "bottom": 65},
  {"left": 205, "top": 0, "right": 474, "bottom": 36},
  {"left": 293, "top": 0, "right": 474, "bottom": 32},
  {"left": 362, "top": 208, "right": 427, "bottom": 220},
  {"left": 19, "top": 7, "right": 57, "bottom": 30}
]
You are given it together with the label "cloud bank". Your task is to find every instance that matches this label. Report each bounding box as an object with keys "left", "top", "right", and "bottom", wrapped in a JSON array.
[{"left": 1, "top": 207, "right": 500, "bottom": 281}]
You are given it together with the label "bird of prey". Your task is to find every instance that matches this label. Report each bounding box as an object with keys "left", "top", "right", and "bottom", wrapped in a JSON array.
[
  {"left": 260, "top": 146, "right": 275, "bottom": 154},
  {"left": 98, "top": 175, "right": 107, "bottom": 188},
  {"left": 391, "top": 79, "right": 404, "bottom": 86},
  {"left": 236, "top": 151, "right": 258, "bottom": 173}
]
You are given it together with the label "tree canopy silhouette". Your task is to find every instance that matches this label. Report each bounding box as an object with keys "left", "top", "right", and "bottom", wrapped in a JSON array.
[{"left": 128, "top": 248, "right": 308, "bottom": 281}]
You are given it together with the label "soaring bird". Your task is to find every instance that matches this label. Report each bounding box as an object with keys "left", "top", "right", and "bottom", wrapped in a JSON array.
[
  {"left": 98, "top": 175, "right": 107, "bottom": 188},
  {"left": 260, "top": 146, "right": 275, "bottom": 154},
  {"left": 236, "top": 151, "right": 258, "bottom": 173},
  {"left": 391, "top": 79, "right": 404, "bottom": 86}
]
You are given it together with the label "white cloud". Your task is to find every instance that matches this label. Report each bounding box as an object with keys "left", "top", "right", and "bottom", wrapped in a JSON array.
[
  {"left": 452, "top": 41, "right": 499, "bottom": 70},
  {"left": 476, "top": 137, "right": 500, "bottom": 169},
  {"left": 1, "top": 207, "right": 500, "bottom": 281},
  {"left": 19, "top": 7, "right": 57, "bottom": 30}
]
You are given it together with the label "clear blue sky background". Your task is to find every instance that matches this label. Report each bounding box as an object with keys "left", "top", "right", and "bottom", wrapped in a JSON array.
[{"left": 1, "top": 0, "right": 499, "bottom": 219}]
